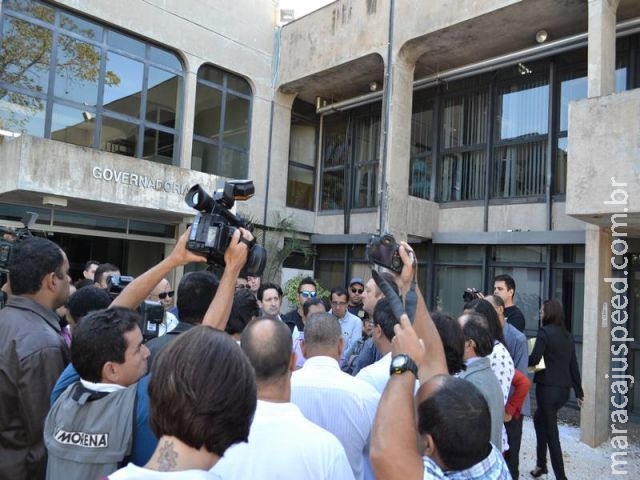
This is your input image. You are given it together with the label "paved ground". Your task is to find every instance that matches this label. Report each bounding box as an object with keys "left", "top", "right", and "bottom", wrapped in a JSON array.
[{"left": 516, "top": 406, "right": 640, "bottom": 479}]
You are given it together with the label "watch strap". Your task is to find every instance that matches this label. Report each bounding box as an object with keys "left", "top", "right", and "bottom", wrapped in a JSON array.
[{"left": 390, "top": 354, "right": 418, "bottom": 379}]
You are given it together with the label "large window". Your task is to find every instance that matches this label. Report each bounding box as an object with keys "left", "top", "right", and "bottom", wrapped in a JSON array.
[
  {"left": 0, "top": 0, "right": 184, "bottom": 163},
  {"left": 192, "top": 65, "right": 252, "bottom": 178},
  {"left": 321, "top": 103, "right": 381, "bottom": 211},
  {"left": 410, "top": 34, "right": 639, "bottom": 202},
  {"left": 287, "top": 99, "right": 318, "bottom": 210}
]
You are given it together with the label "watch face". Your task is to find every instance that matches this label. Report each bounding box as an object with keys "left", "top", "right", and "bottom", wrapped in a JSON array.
[{"left": 391, "top": 355, "right": 408, "bottom": 369}]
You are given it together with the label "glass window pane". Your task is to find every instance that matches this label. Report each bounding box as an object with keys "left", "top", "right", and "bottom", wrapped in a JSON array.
[
  {"left": 493, "top": 140, "right": 547, "bottom": 198},
  {"left": 54, "top": 209, "right": 126, "bottom": 233},
  {"left": 194, "top": 84, "right": 222, "bottom": 137},
  {"left": 323, "top": 117, "right": 348, "bottom": 168},
  {"left": 191, "top": 140, "right": 218, "bottom": 173},
  {"left": 100, "top": 116, "right": 138, "bottom": 157},
  {"left": 107, "top": 30, "right": 145, "bottom": 57},
  {"left": 3, "top": 0, "right": 54, "bottom": 23},
  {"left": 287, "top": 165, "right": 314, "bottom": 210},
  {"left": 435, "top": 266, "right": 482, "bottom": 314},
  {"left": 439, "top": 151, "right": 486, "bottom": 201},
  {"left": 146, "top": 68, "right": 179, "bottom": 126},
  {"left": 554, "top": 245, "right": 584, "bottom": 264},
  {"left": 1, "top": 17, "right": 52, "bottom": 95},
  {"left": 143, "top": 127, "right": 174, "bottom": 165},
  {"left": 227, "top": 74, "right": 251, "bottom": 95},
  {"left": 0, "top": 202, "right": 51, "bottom": 224},
  {"left": 409, "top": 155, "right": 431, "bottom": 199},
  {"left": 54, "top": 35, "right": 100, "bottom": 106},
  {"left": 441, "top": 90, "right": 488, "bottom": 149},
  {"left": 411, "top": 94, "right": 433, "bottom": 156},
  {"left": 129, "top": 220, "right": 175, "bottom": 238},
  {"left": 321, "top": 170, "right": 345, "bottom": 210},
  {"left": 559, "top": 72, "right": 587, "bottom": 132},
  {"left": 489, "top": 266, "right": 544, "bottom": 334},
  {"left": 223, "top": 93, "right": 250, "bottom": 148},
  {"left": 59, "top": 11, "right": 102, "bottom": 40},
  {"left": 0, "top": 92, "right": 46, "bottom": 138},
  {"left": 219, "top": 147, "right": 248, "bottom": 178},
  {"left": 551, "top": 268, "right": 584, "bottom": 335},
  {"left": 492, "top": 245, "right": 546, "bottom": 263},
  {"left": 103, "top": 52, "right": 143, "bottom": 116},
  {"left": 496, "top": 77, "right": 549, "bottom": 141},
  {"left": 289, "top": 124, "right": 316, "bottom": 167},
  {"left": 50, "top": 103, "right": 95, "bottom": 147},
  {"left": 353, "top": 162, "right": 377, "bottom": 208},
  {"left": 436, "top": 245, "right": 484, "bottom": 263},
  {"left": 149, "top": 45, "right": 181, "bottom": 71},
  {"left": 198, "top": 65, "right": 224, "bottom": 85}
]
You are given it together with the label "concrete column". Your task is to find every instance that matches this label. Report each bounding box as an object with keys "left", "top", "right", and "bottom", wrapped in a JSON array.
[
  {"left": 178, "top": 55, "right": 199, "bottom": 169},
  {"left": 380, "top": 55, "right": 415, "bottom": 239},
  {"left": 580, "top": 223, "right": 613, "bottom": 446},
  {"left": 587, "top": 0, "right": 620, "bottom": 98}
]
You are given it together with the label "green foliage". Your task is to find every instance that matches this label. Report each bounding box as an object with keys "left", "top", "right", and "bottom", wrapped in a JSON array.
[{"left": 283, "top": 273, "right": 330, "bottom": 306}]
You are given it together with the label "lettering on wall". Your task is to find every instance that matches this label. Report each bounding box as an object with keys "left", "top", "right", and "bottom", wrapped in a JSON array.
[{"left": 92, "top": 166, "right": 191, "bottom": 196}]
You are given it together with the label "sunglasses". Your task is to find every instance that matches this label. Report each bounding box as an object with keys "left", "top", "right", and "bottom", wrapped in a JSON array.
[
  {"left": 158, "top": 291, "right": 174, "bottom": 299},
  {"left": 299, "top": 291, "right": 317, "bottom": 298},
  {"left": 351, "top": 287, "right": 364, "bottom": 294},
  {"left": 236, "top": 284, "right": 251, "bottom": 289}
]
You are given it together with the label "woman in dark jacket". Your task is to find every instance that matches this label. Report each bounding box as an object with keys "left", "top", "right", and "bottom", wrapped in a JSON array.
[{"left": 529, "top": 299, "right": 584, "bottom": 479}]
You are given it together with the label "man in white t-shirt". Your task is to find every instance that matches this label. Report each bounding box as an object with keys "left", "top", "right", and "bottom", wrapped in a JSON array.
[{"left": 212, "top": 318, "right": 354, "bottom": 480}]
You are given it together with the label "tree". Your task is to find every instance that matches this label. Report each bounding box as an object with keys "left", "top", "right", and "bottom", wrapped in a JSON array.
[{"left": 0, "top": 1, "right": 119, "bottom": 133}]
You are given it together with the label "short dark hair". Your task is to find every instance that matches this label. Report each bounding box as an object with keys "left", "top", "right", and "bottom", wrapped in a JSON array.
[
  {"left": 226, "top": 288, "right": 259, "bottom": 336},
  {"left": 176, "top": 271, "right": 219, "bottom": 325},
  {"left": 257, "top": 282, "right": 282, "bottom": 301},
  {"left": 373, "top": 298, "right": 399, "bottom": 342},
  {"left": 71, "top": 307, "right": 140, "bottom": 383},
  {"left": 431, "top": 311, "right": 466, "bottom": 375},
  {"left": 94, "top": 263, "right": 120, "bottom": 286},
  {"left": 460, "top": 313, "right": 493, "bottom": 357},
  {"left": 418, "top": 375, "right": 491, "bottom": 471},
  {"left": 302, "top": 297, "right": 326, "bottom": 317},
  {"left": 84, "top": 260, "right": 99, "bottom": 271},
  {"left": 303, "top": 312, "right": 341, "bottom": 349},
  {"left": 8, "top": 237, "right": 65, "bottom": 295},
  {"left": 74, "top": 278, "right": 94, "bottom": 289},
  {"left": 330, "top": 286, "right": 349, "bottom": 301},
  {"left": 494, "top": 274, "right": 516, "bottom": 294},
  {"left": 542, "top": 299, "right": 567, "bottom": 329},
  {"left": 298, "top": 276, "right": 317, "bottom": 291},
  {"left": 241, "top": 318, "right": 292, "bottom": 382},
  {"left": 67, "top": 286, "right": 112, "bottom": 324},
  {"left": 465, "top": 298, "right": 506, "bottom": 346},
  {"left": 149, "top": 326, "right": 256, "bottom": 456}
]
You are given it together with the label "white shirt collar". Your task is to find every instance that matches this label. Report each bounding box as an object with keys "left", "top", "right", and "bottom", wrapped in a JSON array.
[
  {"left": 79, "top": 378, "right": 126, "bottom": 392},
  {"left": 301, "top": 356, "right": 340, "bottom": 369}
]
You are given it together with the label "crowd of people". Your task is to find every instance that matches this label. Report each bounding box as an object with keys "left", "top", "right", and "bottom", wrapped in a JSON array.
[{"left": 0, "top": 226, "right": 584, "bottom": 480}]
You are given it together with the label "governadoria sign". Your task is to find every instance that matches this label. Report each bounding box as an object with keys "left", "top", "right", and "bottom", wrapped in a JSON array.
[{"left": 92, "top": 166, "right": 191, "bottom": 196}]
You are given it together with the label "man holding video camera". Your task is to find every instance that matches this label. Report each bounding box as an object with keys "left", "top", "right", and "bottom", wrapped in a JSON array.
[{"left": 0, "top": 237, "right": 72, "bottom": 480}]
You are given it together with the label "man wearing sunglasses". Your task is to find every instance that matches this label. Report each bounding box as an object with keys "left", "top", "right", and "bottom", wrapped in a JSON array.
[
  {"left": 148, "top": 278, "right": 178, "bottom": 336},
  {"left": 347, "top": 278, "right": 366, "bottom": 320},
  {"left": 282, "top": 277, "right": 317, "bottom": 334}
]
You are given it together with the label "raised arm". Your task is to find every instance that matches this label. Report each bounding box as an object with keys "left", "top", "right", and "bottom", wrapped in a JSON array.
[
  {"left": 201, "top": 228, "right": 251, "bottom": 330},
  {"left": 110, "top": 227, "right": 206, "bottom": 309}
]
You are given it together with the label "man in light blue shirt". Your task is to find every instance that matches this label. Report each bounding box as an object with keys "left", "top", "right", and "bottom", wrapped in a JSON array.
[
  {"left": 292, "top": 312, "right": 380, "bottom": 480},
  {"left": 330, "top": 287, "right": 363, "bottom": 360}
]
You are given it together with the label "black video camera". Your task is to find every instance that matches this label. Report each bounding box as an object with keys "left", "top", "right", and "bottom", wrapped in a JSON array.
[
  {"left": 185, "top": 180, "right": 266, "bottom": 277},
  {"left": 463, "top": 287, "right": 481, "bottom": 303},
  {"left": 366, "top": 233, "right": 403, "bottom": 273},
  {"left": 107, "top": 275, "right": 165, "bottom": 342},
  {"left": 0, "top": 212, "right": 38, "bottom": 273}
]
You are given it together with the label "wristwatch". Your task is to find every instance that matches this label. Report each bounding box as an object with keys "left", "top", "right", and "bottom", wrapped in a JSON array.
[{"left": 389, "top": 354, "right": 418, "bottom": 379}]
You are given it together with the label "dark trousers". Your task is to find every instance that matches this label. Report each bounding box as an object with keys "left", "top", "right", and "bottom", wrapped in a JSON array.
[
  {"left": 504, "top": 415, "right": 523, "bottom": 479},
  {"left": 534, "top": 384, "right": 570, "bottom": 480}
]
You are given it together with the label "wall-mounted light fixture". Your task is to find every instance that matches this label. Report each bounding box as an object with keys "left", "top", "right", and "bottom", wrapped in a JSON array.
[
  {"left": 535, "top": 29, "right": 548, "bottom": 44},
  {"left": 369, "top": 81, "right": 379, "bottom": 92}
]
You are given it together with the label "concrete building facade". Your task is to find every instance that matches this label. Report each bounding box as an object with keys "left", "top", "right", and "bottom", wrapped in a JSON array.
[{"left": 1, "top": 0, "right": 639, "bottom": 444}]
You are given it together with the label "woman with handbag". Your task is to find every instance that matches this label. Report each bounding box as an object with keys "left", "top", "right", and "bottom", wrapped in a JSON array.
[{"left": 528, "top": 299, "right": 584, "bottom": 479}]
